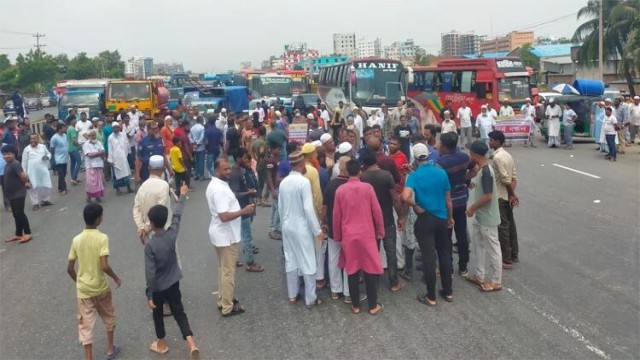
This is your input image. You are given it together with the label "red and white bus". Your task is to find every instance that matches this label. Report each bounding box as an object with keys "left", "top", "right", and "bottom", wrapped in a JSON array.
[
  {"left": 408, "top": 57, "right": 533, "bottom": 125},
  {"left": 318, "top": 58, "right": 407, "bottom": 115}
]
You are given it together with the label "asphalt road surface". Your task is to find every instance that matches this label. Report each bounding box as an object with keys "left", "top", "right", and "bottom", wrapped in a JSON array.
[{"left": 1, "top": 139, "right": 638, "bottom": 360}]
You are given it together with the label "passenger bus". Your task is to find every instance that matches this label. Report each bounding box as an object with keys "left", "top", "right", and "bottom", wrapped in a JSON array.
[
  {"left": 233, "top": 70, "right": 266, "bottom": 87},
  {"left": 249, "top": 74, "right": 293, "bottom": 99},
  {"left": 279, "top": 70, "right": 309, "bottom": 94},
  {"left": 408, "top": 57, "right": 533, "bottom": 124},
  {"left": 317, "top": 58, "right": 407, "bottom": 116}
]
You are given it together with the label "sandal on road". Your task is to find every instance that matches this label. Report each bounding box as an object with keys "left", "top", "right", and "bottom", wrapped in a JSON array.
[
  {"left": 106, "top": 344, "right": 122, "bottom": 359},
  {"left": 245, "top": 263, "right": 264, "bottom": 272},
  {"left": 222, "top": 303, "right": 245, "bottom": 317},
  {"left": 306, "top": 297, "right": 324, "bottom": 309},
  {"left": 466, "top": 275, "right": 483, "bottom": 287},
  {"left": 390, "top": 282, "right": 405, "bottom": 293},
  {"left": 417, "top": 294, "right": 437, "bottom": 307},
  {"left": 149, "top": 341, "right": 168, "bottom": 354},
  {"left": 368, "top": 304, "right": 383, "bottom": 316},
  {"left": 190, "top": 347, "right": 200, "bottom": 360},
  {"left": 480, "top": 283, "right": 503, "bottom": 292},
  {"left": 350, "top": 305, "right": 361, "bottom": 314},
  {"left": 439, "top": 289, "right": 454, "bottom": 302}
]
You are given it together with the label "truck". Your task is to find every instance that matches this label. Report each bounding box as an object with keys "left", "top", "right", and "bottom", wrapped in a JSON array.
[
  {"left": 183, "top": 86, "right": 250, "bottom": 115},
  {"left": 58, "top": 88, "right": 105, "bottom": 121},
  {"left": 105, "top": 79, "right": 169, "bottom": 117}
]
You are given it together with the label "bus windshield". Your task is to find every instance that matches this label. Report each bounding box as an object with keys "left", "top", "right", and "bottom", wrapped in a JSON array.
[
  {"left": 498, "top": 77, "right": 530, "bottom": 102},
  {"left": 259, "top": 77, "right": 292, "bottom": 97},
  {"left": 108, "top": 83, "right": 151, "bottom": 101},
  {"left": 60, "top": 93, "right": 100, "bottom": 107},
  {"left": 353, "top": 67, "right": 404, "bottom": 105}
]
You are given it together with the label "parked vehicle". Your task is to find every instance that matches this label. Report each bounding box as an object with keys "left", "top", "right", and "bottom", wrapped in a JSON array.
[
  {"left": 3, "top": 100, "right": 16, "bottom": 117},
  {"left": 25, "top": 97, "right": 43, "bottom": 110},
  {"left": 58, "top": 89, "right": 105, "bottom": 121}
]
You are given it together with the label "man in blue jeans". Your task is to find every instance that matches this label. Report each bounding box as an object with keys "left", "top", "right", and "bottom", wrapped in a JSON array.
[
  {"left": 204, "top": 117, "right": 222, "bottom": 179},
  {"left": 66, "top": 117, "right": 82, "bottom": 185},
  {"left": 189, "top": 116, "right": 206, "bottom": 181},
  {"left": 228, "top": 148, "right": 264, "bottom": 272},
  {"left": 562, "top": 103, "right": 577, "bottom": 150}
]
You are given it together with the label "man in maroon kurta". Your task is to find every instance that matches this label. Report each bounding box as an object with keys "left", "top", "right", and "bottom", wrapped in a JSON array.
[{"left": 333, "top": 159, "right": 385, "bottom": 315}]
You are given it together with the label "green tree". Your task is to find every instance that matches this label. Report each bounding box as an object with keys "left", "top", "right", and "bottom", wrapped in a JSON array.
[
  {"left": 414, "top": 53, "right": 435, "bottom": 66},
  {"left": 67, "top": 52, "right": 99, "bottom": 79},
  {"left": 94, "top": 50, "right": 124, "bottom": 78},
  {"left": 0, "top": 55, "right": 18, "bottom": 91},
  {"left": 573, "top": 0, "right": 639, "bottom": 96},
  {"left": 15, "top": 49, "right": 59, "bottom": 93},
  {"left": 519, "top": 43, "right": 541, "bottom": 84},
  {"left": 624, "top": 10, "right": 640, "bottom": 74}
]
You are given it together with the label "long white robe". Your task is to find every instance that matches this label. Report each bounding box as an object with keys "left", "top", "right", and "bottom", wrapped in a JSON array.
[
  {"left": 107, "top": 131, "right": 131, "bottom": 180},
  {"left": 22, "top": 144, "right": 52, "bottom": 189},
  {"left": 278, "top": 171, "right": 322, "bottom": 275}
]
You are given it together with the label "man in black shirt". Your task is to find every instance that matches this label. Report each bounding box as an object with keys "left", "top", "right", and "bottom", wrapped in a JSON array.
[
  {"left": 224, "top": 118, "right": 241, "bottom": 165},
  {"left": 360, "top": 148, "right": 404, "bottom": 293},
  {"left": 393, "top": 115, "right": 412, "bottom": 160}
]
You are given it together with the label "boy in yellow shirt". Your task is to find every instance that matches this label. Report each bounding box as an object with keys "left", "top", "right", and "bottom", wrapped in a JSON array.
[
  {"left": 169, "top": 136, "right": 188, "bottom": 196},
  {"left": 67, "top": 203, "right": 122, "bottom": 360}
]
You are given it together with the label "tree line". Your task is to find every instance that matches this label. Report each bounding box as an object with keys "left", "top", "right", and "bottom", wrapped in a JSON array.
[{"left": 0, "top": 50, "right": 125, "bottom": 95}]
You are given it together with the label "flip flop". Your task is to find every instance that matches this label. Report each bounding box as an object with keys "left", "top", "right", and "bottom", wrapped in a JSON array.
[
  {"left": 368, "top": 303, "right": 383, "bottom": 316},
  {"left": 390, "top": 282, "right": 405, "bottom": 292},
  {"left": 439, "top": 289, "right": 454, "bottom": 302},
  {"left": 350, "top": 306, "right": 361, "bottom": 315},
  {"left": 245, "top": 264, "right": 264, "bottom": 272},
  {"left": 190, "top": 347, "right": 200, "bottom": 360},
  {"left": 480, "top": 283, "right": 503, "bottom": 292},
  {"left": 416, "top": 294, "right": 436, "bottom": 307},
  {"left": 222, "top": 303, "right": 245, "bottom": 317},
  {"left": 466, "top": 276, "right": 483, "bottom": 287},
  {"left": 149, "top": 341, "right": 168, "bottom": 354},
  {"left": 106, "top": 344, "right": 122, "bottom": 359}
]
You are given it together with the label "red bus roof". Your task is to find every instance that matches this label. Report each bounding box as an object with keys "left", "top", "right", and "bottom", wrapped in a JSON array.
[{"left": 413, "top": 57, "right": 524, "bottom": 72}]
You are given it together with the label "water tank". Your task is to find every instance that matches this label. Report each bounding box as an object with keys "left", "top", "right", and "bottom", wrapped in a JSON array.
[{"left": 573, "top": 79, "right": 604, "bottom": 96}]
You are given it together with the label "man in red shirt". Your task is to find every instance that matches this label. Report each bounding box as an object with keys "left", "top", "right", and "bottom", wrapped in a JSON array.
[{"left": 160, "top": 116, "right": 174, "bottom": 156}]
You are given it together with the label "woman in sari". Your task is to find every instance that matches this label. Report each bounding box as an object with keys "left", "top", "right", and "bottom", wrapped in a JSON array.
[
  {"left": 21, "top": 133, "right": 53, "bottom": 211},
  {"left": 82, "top": 130, "right": 106, "bottom": 203}
]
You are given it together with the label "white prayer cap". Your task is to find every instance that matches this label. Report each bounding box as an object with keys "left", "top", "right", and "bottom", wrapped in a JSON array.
[
  {"left": 311, "top": 140, "right": 323, "bottom": 148},
  {"left": 481, "top": 105, "right": 487, "bottom": 109},
  {"left": 275, "top": 111, "right": 282, "bottom": 117},
  {"left": 525, "top": 97, "right": 531, "bottom": 102},
  {"left": 164, "top": 115, "right": 172, "bottom": 121},
  {"left": 221, "top": 108, "right": 227, "bottom": 113},
  {"left": 91, "top": 117, "right": 99, "bottom": 121},
  {"left": 338, "top": 142, "right": 352, "bottom": 154},
  {"left": 112, "top": 122, "right": 120, "bottom": 127},
  {"left": 320, "top": 133, "right": 332, "bottom": 144},
  {"left": 604, "top": 98, "right": 612, "bottom": 103},
  {"left": 549, "top": 98, "right": 555, "bottom": 103},
  {"left": 634, "top": 96, "right": 639, "bottom": 100},
  {"left": 149, "top": 155, "right": 164, "bottom": 169},
  {"left": 306, "top": 113, "right": 314, "bottom": 120}
]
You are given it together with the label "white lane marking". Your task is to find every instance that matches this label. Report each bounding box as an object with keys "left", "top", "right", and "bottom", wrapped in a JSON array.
[
  {"left": 552, "top": 163, "right": 601, "bottom": 179},
  {"left": 506, "top": 287, "right": 610, "bottom": 359}
]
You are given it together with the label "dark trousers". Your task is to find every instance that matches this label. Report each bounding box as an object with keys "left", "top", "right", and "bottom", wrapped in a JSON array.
[
  {"left": 347, "top": 271, "right": 379, "bottom": 309},
  {"left": 151, "top": 282, "right": 193, "bottom": 340},
  {"left": 414, "top": 212, "right": 452, "bottom": 299},
  {"left": 9, "top": 196, "right": 31, "bottom": 236},
  {"left": 404, "top": 246, "right": 415, "bottom": 274},
  {"left": 0, "top": 175, "right": 9, "bottom": 209},
  {"left": 56, "top": 163, "right": 68, "bottom": 191},
  {"left": 498, "top": 199, "right": 518, "bottom": 262},
  {"left": 605, "top": 134, "right": 617, "bottom": 159},
  {"left": 448, "top": 206, "right": 469, "bottom": 271},
  {"left": 127, "top": 147, "right": 136, "bottom": 170},
  {"left": 140, "top": 164, "right": 150, "bottom": 183},
  {"left": 382, "top": 224, "right": 399, "bottom": 286},
  {"left": 174, "top": 171, "right": 188, "bottom": 196}
]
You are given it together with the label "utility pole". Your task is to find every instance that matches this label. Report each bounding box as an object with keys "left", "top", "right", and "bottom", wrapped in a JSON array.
[
  {"left": 598, "top": 0, "right": 604, "bottom": 81},
  {"left": 33, "top": 33, "right": 46, "bottom": 51}
]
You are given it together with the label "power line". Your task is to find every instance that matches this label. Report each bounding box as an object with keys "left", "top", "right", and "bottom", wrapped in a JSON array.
[{"left": 0, "top": 28, "right": 32, "bottom": 36}]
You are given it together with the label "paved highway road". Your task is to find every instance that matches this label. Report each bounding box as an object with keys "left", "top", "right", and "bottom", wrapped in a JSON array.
[{"left": 1, "top": 140, "right": 638, "bottom": 359}]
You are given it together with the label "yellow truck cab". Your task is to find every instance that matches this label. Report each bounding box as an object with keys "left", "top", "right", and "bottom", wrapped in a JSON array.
[{"left": 105, "top": 80, "right": 169, "bottom": 117}]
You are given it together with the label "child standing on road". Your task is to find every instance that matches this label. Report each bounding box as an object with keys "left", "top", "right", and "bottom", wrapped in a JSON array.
[
  {"left": 169, "top": 136, "right": 187, "bottom": 196},
  {"left": 145, "top": 182, "right": 200, "bottom": 359},
  {"left": 67, "top": 203, "right": 122, "bottom": 360}
]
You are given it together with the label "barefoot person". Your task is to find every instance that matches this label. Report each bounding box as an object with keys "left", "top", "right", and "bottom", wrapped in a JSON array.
[
  {"left": 145, "top": 182, "right": 200, "bottom": 359},
  {"left": 2, "top": 145, "right": 32, "bottom": 243}
]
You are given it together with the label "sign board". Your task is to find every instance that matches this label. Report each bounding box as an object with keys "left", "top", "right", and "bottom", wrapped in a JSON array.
[
  {"left": 494, "top": 117, "right": 532, "bottom": 142},
  {"left": 288, "top": 123, "right": 309, "bottom": 144},
  {"left": 261, "top": 77, "right": 292, "bottom": 85},
  {"left": 495, "top": 59, "right": 526, "bottom": 73}
]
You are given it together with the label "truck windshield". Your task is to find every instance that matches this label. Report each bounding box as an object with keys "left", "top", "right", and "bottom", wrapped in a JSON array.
[
  {"left": 259, "top": 77, "right": 292, "bottom": 97},
  {"left": 60, "top": 93, "right": 100, "bottom": 107},
  {"left": 108, "top": 83, "right": 151, "bottom": 101}
]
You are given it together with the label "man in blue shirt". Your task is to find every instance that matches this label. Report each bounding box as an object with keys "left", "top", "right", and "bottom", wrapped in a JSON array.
[
  {"left": 437, "top": 132, "right": 477, "bottom": 276},
  {"left": 402, "top": 143, "right": 453, "bottom": 305},
  {"left": 204, "top": 117, "right": 222, "bottom": 180},
  {"left": 50, "top": 123, "right": 69, "bottom": 194},
  {"left": 136, "top": 121, "right": 171, "bottom": 183}
]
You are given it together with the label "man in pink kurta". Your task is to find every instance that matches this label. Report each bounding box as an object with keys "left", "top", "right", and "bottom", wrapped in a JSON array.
[{"left": 333, "top": 159, "right": 385, "bottom": 315}]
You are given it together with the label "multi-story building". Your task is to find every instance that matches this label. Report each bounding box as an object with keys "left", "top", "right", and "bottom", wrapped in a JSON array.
[
  {"left": 441, "top": 31, "right": 480, "bottom": 56},
  {"left": 384, "top": 39, "right": 415, "bottom": 60},
  {"left": 153, "top": 62, "right": 184, "bottom": 76},
  {"left": 125, "top": 56, "right": 154, "bottom": 79},
  {"left": 283, "top": 47, "right": 319, "bottom": 70},
  {"left": 297, "top": 56, "right": 348, "bottom": 75},
  {"left": 357, "top": 37, "right": 382, "bottom": 58},
  {"left": 333, "top": 33, "right": 357, "bottom": 58},
  {"left": 480, "top": 31, "right": 535, "bottom": 53},
  {"left": 271, "top": 57, "right": 285, "bottom": 70}
]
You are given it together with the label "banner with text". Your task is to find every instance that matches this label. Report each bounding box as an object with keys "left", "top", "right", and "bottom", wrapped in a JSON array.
[{"left": 494, "top": 117, "right": 531, "bottom": 142}]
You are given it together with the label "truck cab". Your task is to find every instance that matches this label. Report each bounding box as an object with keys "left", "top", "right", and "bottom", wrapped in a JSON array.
[{"left": 58, "top": 89, "right": 105, "bottom": 121}]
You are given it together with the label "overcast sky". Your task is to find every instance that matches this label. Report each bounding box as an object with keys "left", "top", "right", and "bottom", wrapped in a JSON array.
[{"left": 1, "top": 0, "right": 586, "bottom": 72}]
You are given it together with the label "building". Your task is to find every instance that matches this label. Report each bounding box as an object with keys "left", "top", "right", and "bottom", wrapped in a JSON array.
[
  {"left": 480, "top": 31, "right": 534, "bottom": 53},
  {"left": 333, "top": 33, "right": 357, "bottom": 58},
  {"left": 441, "top": 31, "right": 460, "bottom": 57},
  {"left": 460, "top": 33, "right": 480, "bottom": 55},
  {"left": 384, "top": 39, "right": 416, "bottom": 60},
  {"left": 125, "top": 56, "right": 154, "bottom": 79},
  {"left": 283, "top": 45, "right": 319, "bottom": 70},
  {"left": 271, "top": 57, "right": 285, "bottom": 70},
  {"left": 357, "top": 37, "right": 382, "bottom": 58},
  {"left": 297, "top": 56, "right": 348, "bottom": 75},
  {"left": 153, "top": 62, "right": 184, "bottom": 76}
]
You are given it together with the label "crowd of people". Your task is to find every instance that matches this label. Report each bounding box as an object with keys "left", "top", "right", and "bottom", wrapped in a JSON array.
[{"left": 2, "top": 92, "right": 638, "bottom": 360}]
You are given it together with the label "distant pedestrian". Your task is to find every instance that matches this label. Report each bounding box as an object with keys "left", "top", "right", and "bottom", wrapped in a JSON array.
[
  {"left": 189, "top": 116, "right": 205, "bottom": 181},
  {"left": 466, "top": 141, "right": 502, "bottom": 292},
  {"left": 136, "top": 121, "right": 171, "bottom": 184},
  {"left": 456, "top": 100, "right": 473, "bottom": 149},
  {"left": 603, "top": 107, "right": 618, "bottom": 161},
  {"left": 22, "top": 133, "right": 53, "bottom": 210},
  {"left": 2, "top": 145, "right": 32, "bottom": 243},
  {"left": 476, "top": 105, "right": 496, "bottom": 146},
  {"left": 562, "top": 104, "right": 577, "bottom": 150},
  {"left": 144, "top": 183, "right": 200, "bottom": 359},
  {"left": 66, "top": 203, "right": 122, "bottom": 360},
  {"left": 50, "top": 123, "right": 69, "bottom": 195},
  {"left": 441, "top": 111, "right": 457, "bottom": 134},
  {"left": 545, "top": 98, "right": 562, "bottom": 148},
  {"left": 170, "top": 137, "right": 188, "bottom": 197},
  {"left": 83, "top": 131, "right": 105, "bottom": 203},
  {"left": 107, "top": 122, "right": 133, "bottom": 195},
  {"left": 333, "top": 159, "right": 385, "bottom": 315},
  {"left": 67, "top": 117, "right": 82, "bottom": 185}
]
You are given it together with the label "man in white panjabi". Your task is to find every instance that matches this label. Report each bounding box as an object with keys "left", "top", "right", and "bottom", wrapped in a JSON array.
[
  {"left": 545, "top": 98, "right": 562, "bottom": 148},
  {"left": 22, "top": 133, "right": 53, "bottom": 210},
  {"left": 278, "top": 151, "right": 326, "bottom": 308},
  {"left": 107, "top": 122, "right": 133, "bottom": 194}
]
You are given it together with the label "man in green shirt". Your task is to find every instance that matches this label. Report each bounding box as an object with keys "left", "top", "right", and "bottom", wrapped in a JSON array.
[
  {"left": 66, "top": 117, "right": 82, "bottom": 185},
  {"left": 466, "top": 140, "right": 502, "bottom": 292},
  {"left": 252, "top": 126, "right": 270, "bottom": 206}
]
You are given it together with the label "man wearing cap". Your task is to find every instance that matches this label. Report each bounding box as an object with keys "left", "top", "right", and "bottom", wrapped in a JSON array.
[
  {"left": 499, "top": 100, "right": 514, "bottom": 117},
  {"left": 402, "top": 143, "right": 454, "bottom": 305},
  {"left": 332, "top": 142, "right": 353, "bottom": 179},
  {"left": 292, "top": 109, "right": 306, "bottom": 125},
  {"left": 319, "top": 103, "right": 331, "bottom": 132},
  {"left": 301, "top": 142, "right": 326, "bottom": 286},
  {"left": 216, "top": 109, "right": 229, "bottom": 143},
  {"left": 614, "top": 97, "right": 629, "bottom": 151},
  {"left": 520, "top": 98, "right": 535, "bottom": 120},
  {"left": 134, "top": 155, "right": 172, "bottom": 242},
  {"left": 279, "top": 151, "right": 326, "bottom": 308},
  {"left": 127, "top": 105, "right": 141, "bottom": 129},
  {"left": 629, "top": 96, "right": 640, "bottom": 144},
  {"left": 456, "top": 100, "right": 473, "bottom": 149},
  {"left": 475, "top": 105, "right": 496, "bottom": 146},
  {"left": 320, "top": 134, "right": 335, "bottom": 173},
  {"left": 441, "top": 111, "right": 457, "bottom": 134},
  {"left": 439, "top": 99, "right": 454, "bottom": 122},
  {"left": 136, "top": 121, "right": 172, "bottom": 183},
  {"left": 108, "top": 122, "right": 133, "bottom": 195},
  {"left": 466, "top": 141, "right": 502, "bottom": 293},
  {"left": 2, "top": 117, "right": 18, "bottom": 149},
  {"left": 544, "top": 98, "right": 562, "bottom": 148}
]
